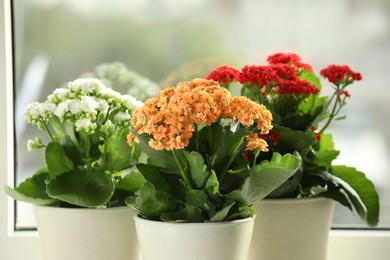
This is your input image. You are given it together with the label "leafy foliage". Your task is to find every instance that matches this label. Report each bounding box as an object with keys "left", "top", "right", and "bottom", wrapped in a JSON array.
[
  {"left": 126, "top": 125, "right": 301, "bottom": 222},
  {"left": 207, "top": 53, "right": 380, "bottom": 226},
  {"left": 261, "top": 72, "right": 380, "bottom": 226}
]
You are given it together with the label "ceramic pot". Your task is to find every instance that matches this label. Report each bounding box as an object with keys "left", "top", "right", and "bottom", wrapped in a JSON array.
[
  {"left": 134, "top": 215, "right": 254, "bottom": 260},
  {"left": 248, "top": 197, "right": 335, "bottom": 260},
  {"left": 34, "top": 206, "right": 140, "bottom": 260}
]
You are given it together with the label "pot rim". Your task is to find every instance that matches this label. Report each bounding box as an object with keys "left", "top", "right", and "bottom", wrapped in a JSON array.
[
  {"left": 134, "top": 214, "right": 255, "bottom": 227},
  {"left": 257, "top": 196, "right": 333, "bottom": 204},
  {"left": 34, "top": 205, "right": 132, "bottom": 213}
]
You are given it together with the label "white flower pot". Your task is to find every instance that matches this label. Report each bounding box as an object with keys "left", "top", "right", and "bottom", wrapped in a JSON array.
[
  {"left": 248, "top": 197, "right": 335, "bottom": 260},
  {"left": 34, "top": 206, "right": 140, "bottom": 260},
  {"left": 134, "top": 215, "right": 254, "bottom": 260}
]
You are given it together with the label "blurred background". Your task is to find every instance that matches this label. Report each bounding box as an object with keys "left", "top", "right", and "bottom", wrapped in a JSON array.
[{"left": 12, "top": 0, "right": 390, "bottom": 229}]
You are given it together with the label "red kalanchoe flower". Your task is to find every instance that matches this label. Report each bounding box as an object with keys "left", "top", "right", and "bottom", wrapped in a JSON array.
[
  {"left": 269, "top": 64, "right": 298, "bottom": 81},
  {"left": 262, "top": 132, "right": 280, "bottom": 146},
  {"left": 239, "top": 65, "right": 277, "bottom": 88},
  {"left": 243, "top": 150, "right": 252, "bottom": 160},
  {"left": 337, "top": 90, "right": 351, "bottom": 98},
  {"left": 272, "top": 79, "right": 319, "bottom": 96},
  {"left": 267, "top": 52, "right": 313, "bottom": 72},
  {"left": 206, "top": 65, "right": 240, "bottom": 84},
  {"left": 320, "top": 65, "right": 362, "bottom": 84},
  {"left": 267, "top": 52, "right": 301, "bottom": 64},
  {"left": 310, "top": 126, "right": 321, "bottom": 141}
]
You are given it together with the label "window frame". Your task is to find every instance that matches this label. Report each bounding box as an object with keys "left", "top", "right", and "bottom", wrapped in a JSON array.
[
  {"left": 0, "top": 0, "right": 41, "bottom": 259},
  {"left": 0, "top": 0, "right": 389, "bottom": 259}
]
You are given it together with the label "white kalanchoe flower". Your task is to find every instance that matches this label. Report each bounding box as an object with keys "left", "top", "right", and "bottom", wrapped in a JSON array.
[
  {"left": 24, "top": 102, "right": 56, "bottom": 123},
  {"left": 75, "top": 118, "right": 96, "bottom": 133},
  {"left": 99, "top": 86, "right": 122, "bottom": 105},
  {"left": 122, "top": 95, "right": 143, "bottom": 110},
  {"left": 24, "top": 102, "right": 42, "bottom": 123},
  {"left": 101, "top": 120, "right": 115, "bottom": 135},
  {"left": 79, "top": 95, "right": 99, "bottom": 115},
  {"left": 115, "top": 112, "right": 131, "bottom": 123},
  {"left": 39, "top": 102, "right": 57, "bottom": 119},
  {"left": 93, "top": 97, "right": 109, "bottom": 113},
  {"left": 68, "top": 78, "right": 104, "bottom": 95},
  {"left": 55, "top": 102, "right": 70, "bottom": 120},
  {"left": 27, "top": 137, "right": 43, "bottom": 152},
  {"left": 47, "top": 88, "right": 71, "bottom": 103},
  {"left": 66, "top": 99, "right": 82, "bottom": 115}
]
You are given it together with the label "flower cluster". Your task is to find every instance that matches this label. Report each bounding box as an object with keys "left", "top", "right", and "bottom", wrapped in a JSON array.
[
  {"left": 129, "top": 78, "right": 272, "bottom": 151},
  {"left": 320, "top": 64, "right": 362, "bottom": 85},
  {"left": 7, "top": 78, "right": 145, "bottom": 208},
  {"left": 206, "top": 52, "right": 379, "bottom": 226},
  {"left": 267, "top": 52, "right": 313, "bottom": 71},
  {"left": 24, "top": 78, "right": 142, "bottom": 138},
  {"left": 205, "top": 65, "right": 241, "bottom": 85},
  {"left": 207, "top": 55, "right": 319, "bottom": 98}
]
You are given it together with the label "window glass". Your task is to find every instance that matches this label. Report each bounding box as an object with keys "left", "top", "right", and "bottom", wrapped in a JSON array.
[{"left": 13, "top": 0, "right": 390, "bottom": 229}]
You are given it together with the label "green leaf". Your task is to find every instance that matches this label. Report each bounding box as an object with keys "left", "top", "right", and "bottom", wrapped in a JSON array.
[
  {"left": 210, "top": 201, "right": 235, "bottom": 222},
  {"left": 204, "top": 170, "right": 221, "bottom": 201},
  {"left": 4, "top": 169, "right": 59, "bottom": 206},
  {"left": 267, "top": 165, "right": 304, "bottom": 198},
  {"left": 161, "top": 205, "right": 203, "bottom": 223},
  {"left": 49, "top": 116, "right": 67, "bottom": 137},
  {"left": 317, "top": 190, "right": 352, "bottom": 211},
  {"left": 314, "top": 134, "right": 339, "bottom": 167},
  {"left": 45, "top": 142, "right": 74, "bottom": 179},
  {"left": 296, "top": 70, "right": 327, "bottom": 126},
  {"left": 272, "top": 124, "right": 312, "bottom": 151},
  {"left": 101, "top": 137, "right": 138, "bottom": 171},
  {"left": 62, "top": 136, "right": 85, "bottom": 166},
  {"left": 185, "top": 189, "right": 207, "bottom": 207},
  {"left": 319, "top": 133, "right": 335, "bottom": 150},
  {"left": 225, "top": 205, "right": 256, "bottom": 221},
  {"left": 330, "top": 165, "right": 379, "bottom": 226},
  {"left": 183, "top": 151, "right": 210, "bottom": 189},
  {"left": 134, "top": 132, "right": 179, "bottom": 171},
  {"left": 335, "top": 115, "right": 347, "bottom": 121},
  {"left": 46, "top": 168, "right": 114, "bottom": 207},
  {"left": 115, "top": 171, "right": 145, "bottom": 193},
  {"left": 133, "top": 182, "right": 176, "bottom": 218},
  {"left": 211, "top": 126, "right": 250, "bottom": 175},
  {"left": 204, "top": 123, "right": 225, "bottom": 156},
  {"left": 299, "top": 70, "right": 322, "bottom": 90},
  {"left": 227, "top": 153, "right": 301, "bottom": 204},
  {"left": 136, "top": 163, "right": 174, "bottom": 195}
]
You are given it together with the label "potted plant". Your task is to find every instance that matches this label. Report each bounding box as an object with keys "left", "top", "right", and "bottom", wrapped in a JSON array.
[
  {"left": 5, "top": 78, "right": 145, "bottom": 260},
  {"left": 206, "top": 52, "right": 380, "bottom": 260},
  {"left": 125, "top": 78, "right": 301, "bottom": 260}
]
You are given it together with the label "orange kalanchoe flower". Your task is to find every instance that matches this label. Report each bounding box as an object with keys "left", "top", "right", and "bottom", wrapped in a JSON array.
[
  {"left": 230, "top": 96, "right": 273, "bottom": 135},
  {"left": 246, "top": 132, "right": 269, "bottom": 152},
  {"left": 129, "top": 78, "right": 272, "bottom": 151}
]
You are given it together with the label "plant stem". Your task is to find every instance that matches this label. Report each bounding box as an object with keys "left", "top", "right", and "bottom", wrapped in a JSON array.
[
  {"left": 219, "top": 137, "right": 244, "bottom": 182},
  {"left": 207, "top": 126, "right": 212, "bottom": 155},
  {"left": 194, "top": 124, "right": 199, "bottom": 152},
  {"left": 320, "top": 90, "right": 341, "bottom": 133},
  {"left": 43, "top": 122, "right": 55, "bottom": 141},
  {"left": 81, "top": 132, "right": 91, "bottom": 158},
  {"left": 252, "top": 150, "right": 260, "bottom": 167},
  {"left": 172, "top": 149, "right": 192, "bottom": 189}
]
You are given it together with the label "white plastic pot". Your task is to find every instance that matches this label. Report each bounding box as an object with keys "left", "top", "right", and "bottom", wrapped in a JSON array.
[
  {"left": 34, "top": 206, "right": 140, "bottom": 260},
  {"left": 248, "top": 197, "right": 335, "bottom": 260},
  {"left": 134, "top": 215, "right": 254, "bottom": 260}
]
